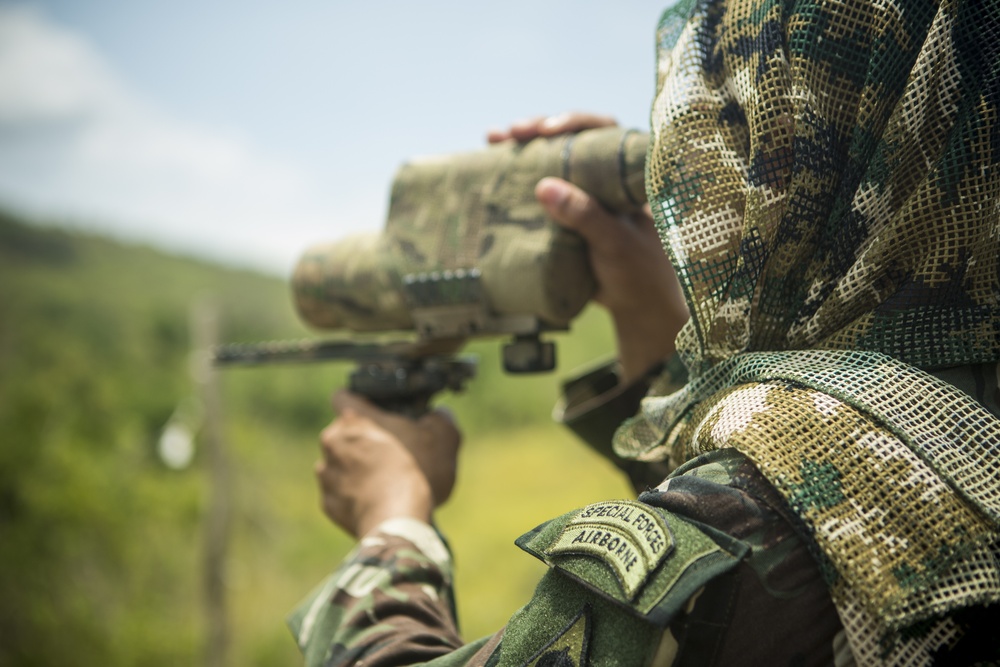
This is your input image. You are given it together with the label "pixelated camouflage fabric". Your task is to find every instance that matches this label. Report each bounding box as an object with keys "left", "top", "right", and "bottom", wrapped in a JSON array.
[
  {"left": 620, "top": 0, "right": 1000, "bottom": 651},
  {"left": 287, "top": 520, "right": 501, "bottom": 667}
]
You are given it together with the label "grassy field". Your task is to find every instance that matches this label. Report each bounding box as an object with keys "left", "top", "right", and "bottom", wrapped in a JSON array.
[{"left": 0, "top": 210, "right": 634, "bottom": 665}]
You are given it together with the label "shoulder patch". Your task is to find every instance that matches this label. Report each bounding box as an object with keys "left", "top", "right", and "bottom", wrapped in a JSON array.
[
  {"left": 520, "top": 605, "right": 591, "bottom": 667},
  {"left": 545, "top": 500, "right": 673, "bottom": 600},
  {"left": 516, "top": 501, "right": 748, "bottom": 625}
]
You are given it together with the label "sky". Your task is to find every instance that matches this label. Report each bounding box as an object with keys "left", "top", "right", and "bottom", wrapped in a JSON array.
[{"left": 0, "top": 1, "right": 667, "bottom": 275}]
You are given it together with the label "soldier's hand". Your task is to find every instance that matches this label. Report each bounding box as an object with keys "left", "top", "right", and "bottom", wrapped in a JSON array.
[
  {"left": 487, "top": 111, "right": 688, "bottom": 383},
  {"left": 315, "top": 390, "right": 461, "bottom": 538},
  {"left": 486, "top": 111, "right": 617, "bottom": 144},
  {"left": 536, "top": 177, "right": 688, "bottom": 384}
]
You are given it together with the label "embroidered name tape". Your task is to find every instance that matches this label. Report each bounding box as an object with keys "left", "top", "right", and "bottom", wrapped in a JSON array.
[{"left": 545, "top": 500, "right": 674, "bottom": 599}]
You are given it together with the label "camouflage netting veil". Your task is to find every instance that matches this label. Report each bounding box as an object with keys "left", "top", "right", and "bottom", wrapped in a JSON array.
[{"left": 617, "top": 0, "right": 1000, "bottom": 661}]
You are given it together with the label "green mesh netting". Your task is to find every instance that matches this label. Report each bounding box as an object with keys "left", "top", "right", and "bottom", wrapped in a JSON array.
[
  {"left": 648, "top": 0, "right": 1000, "bottom": 370},
  {"left": 621, "top": 0, "right": 1000, "bottom": 661}
]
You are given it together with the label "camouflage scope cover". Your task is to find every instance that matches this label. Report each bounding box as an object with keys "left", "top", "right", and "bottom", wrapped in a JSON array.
[{"left": 292, "top": 127, "right": 648, "bottom": 337}]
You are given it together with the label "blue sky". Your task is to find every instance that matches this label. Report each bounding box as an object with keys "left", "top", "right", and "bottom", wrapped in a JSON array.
[{"left": 0, "top": 1, "right": 666, "bottom": 273}]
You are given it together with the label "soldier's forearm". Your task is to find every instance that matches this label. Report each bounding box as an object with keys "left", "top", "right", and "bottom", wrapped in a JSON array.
[{"left": 288, "top": 519, "right": 463, "bottom": 666}]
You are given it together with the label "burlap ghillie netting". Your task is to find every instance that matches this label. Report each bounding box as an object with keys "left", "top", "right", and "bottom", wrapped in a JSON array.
[{"left": 616, "top": 0, "right": 1000, "bottom": 663}]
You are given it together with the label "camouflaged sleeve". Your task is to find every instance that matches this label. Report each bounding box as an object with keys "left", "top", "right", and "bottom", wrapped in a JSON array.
[
  {"left": 554, "top": 355, "right": 689, "bottom": 492},
  {"left": 287, "top": 456, "right": 846, "bottom": 667},
  {"left": 288, "top": 518, "right": 497, "bottom": 667},
  {"left": 499, "top": 448, "right": 845, "bottom": 666}
]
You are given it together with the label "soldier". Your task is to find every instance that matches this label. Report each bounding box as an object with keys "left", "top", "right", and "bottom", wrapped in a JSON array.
[{"left": 292, "top": 0, "right": 1000, "bottom": 664}]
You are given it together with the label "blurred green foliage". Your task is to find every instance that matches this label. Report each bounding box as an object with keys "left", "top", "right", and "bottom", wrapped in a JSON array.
[{"left": 0, "top": 210, "right": 632, "bottom": 665}]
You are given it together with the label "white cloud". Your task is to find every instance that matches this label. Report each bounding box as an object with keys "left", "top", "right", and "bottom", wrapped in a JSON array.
[
  {"left": 0, "top": 7, "right": 124, "bottom": 124},
  {"left": 0, "top": 6, "right": 354, "bottom": 274}
]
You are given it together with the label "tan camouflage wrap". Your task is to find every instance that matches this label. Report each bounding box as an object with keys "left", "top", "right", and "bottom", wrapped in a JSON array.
[
  {"left": 292, "top": 127, "right": 647, "bottom": 335},
  {"left": 617, "top": 0, "right": 1000, "bottom": 662}
]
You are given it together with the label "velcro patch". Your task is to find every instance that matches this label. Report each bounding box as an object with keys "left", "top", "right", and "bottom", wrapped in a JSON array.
[
  {"left": 521, "top": 605, "right": 591, "bottom": 667},
  {"left": 545, "top": 500, "right": 673, "bottom": 600}
]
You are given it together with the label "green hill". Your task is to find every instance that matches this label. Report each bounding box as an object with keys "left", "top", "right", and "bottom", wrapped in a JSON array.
[{"left": 0, "top": 210, "right": 632, "bottom": 665}]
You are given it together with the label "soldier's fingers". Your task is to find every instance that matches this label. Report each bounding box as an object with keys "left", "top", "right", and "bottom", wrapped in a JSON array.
[
  {"left": 318, "top": 486, "right": 347, "bottom": 529},
  {"left": 420, "top": 405, "right": 455, "bottom": 428},
  {"left": 332, "top": 390, "right": 393, "bottom": 427},
  {"left": 486, "top": 127, "right": 511, "bottom": 144},
  {"left": 537, "top": 112, "right": 617, "bottom": 136},
  {"left": 536, "top": 177, "right": 627, "bottom": 251},
  {"left": 629, "top": 206, "right": 661, "bottom": 246},
  {"left": 332, "top": 388, "right": 368, "bottom": 414},
  {"left": 333, "top": 389, "right": 421, "bottom": 442},
  {"left": 319, "top": 420, "right": 347, "bottom": 463},
  {"left": 314, "top": 457, "right": 340, "bottom": 490},
  {"left": 418, "top": 408, "right": 461, "bottom": 451},
  {"left": 507, "top": 116, "right": 550, "bottom": 142},
  {"left": 489, "top": 112, "right": 616, "bottom": 144}
]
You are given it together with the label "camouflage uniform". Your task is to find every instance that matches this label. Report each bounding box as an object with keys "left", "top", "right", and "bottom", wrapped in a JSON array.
[
  {"left": 288, "top": 360, "right": 1000, "bottom": 665},
  {"left": 289, "top": 387, "right": 848, "bottom": 666},
  {"left": 291, "top": 0, "right": 1000, "bottom": 664}
]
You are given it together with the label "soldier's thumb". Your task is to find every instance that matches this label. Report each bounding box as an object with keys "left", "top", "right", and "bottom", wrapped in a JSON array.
[
  {"left": 332, "top": 389, "right": 379, "bottom": 419},
  {"left": 536, "top": 177, "right": 618, "bottom": 247}
]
